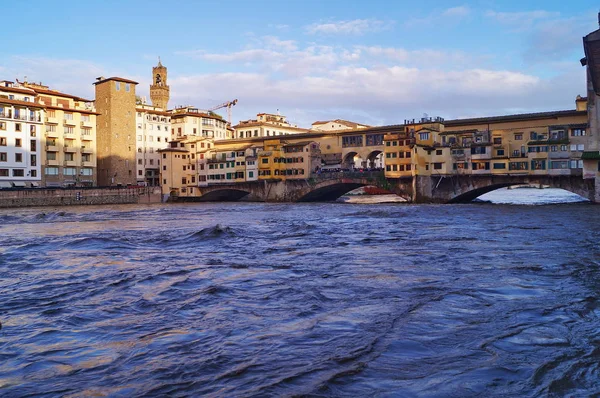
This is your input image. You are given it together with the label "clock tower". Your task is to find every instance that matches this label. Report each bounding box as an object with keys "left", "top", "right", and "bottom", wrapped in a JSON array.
[{"left": 150, "top": 58, "right": 170, "bottom": 110}]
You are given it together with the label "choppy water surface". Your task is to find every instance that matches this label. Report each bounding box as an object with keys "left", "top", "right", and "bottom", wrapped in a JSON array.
[{"left": 1, "top": 194, "right": 599, "bottom": 397}]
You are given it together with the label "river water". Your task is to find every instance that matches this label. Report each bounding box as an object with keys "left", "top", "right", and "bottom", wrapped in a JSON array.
[{"left": 0, "top": 190, "right": 599, "bottom": 397}]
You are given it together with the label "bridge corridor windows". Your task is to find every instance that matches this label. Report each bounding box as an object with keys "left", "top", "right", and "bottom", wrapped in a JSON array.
[{"left": 342, "top": 136, "right": 363, "bottom": 148}]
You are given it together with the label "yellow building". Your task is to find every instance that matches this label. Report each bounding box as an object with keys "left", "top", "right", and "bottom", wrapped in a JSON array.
[{"left": 23, "top": 81, "right": 98, "bottom": 187}]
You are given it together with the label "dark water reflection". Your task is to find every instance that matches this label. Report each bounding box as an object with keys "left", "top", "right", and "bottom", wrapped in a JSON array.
[{"left": 1, "top": 201, "right": 599, "bottom": 397}]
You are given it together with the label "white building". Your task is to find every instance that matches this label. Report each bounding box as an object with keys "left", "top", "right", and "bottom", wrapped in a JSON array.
[
  {"left": 0, "top": 81, "right": 43, "bottom": 187},
  {"left": 136, "top": 104, "right": 171, "bottom": 186},
  {"left": 233, "top": 113, "right": 310, "bottom": 139},
  {"left": 170, "top": 106, "right": 230, "bottom": 141},
  {"left": 311, "top": 119, "right": 370, "bottom": 132}
]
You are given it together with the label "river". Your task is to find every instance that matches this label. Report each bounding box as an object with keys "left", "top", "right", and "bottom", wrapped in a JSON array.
[{"left": 0, "top": 190, "right": 599, "bottom": 397}]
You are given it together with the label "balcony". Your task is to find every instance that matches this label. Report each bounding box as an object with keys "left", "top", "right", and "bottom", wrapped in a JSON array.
[
  {"left": 64, "top": 160, "right": 77, "bottom": 167},
  {"left": 13, "top": 114, "right": 28, "bottom": 121},
  {"left": 81, "top": 161, "right": 94, "bottom": 167},
  {"left": 64, "top": 146, "right": 77, "bottom": 153},
  {"left": 46, "top": 145, "right": 58, "bottom": 151},
  {"left": 45, "top": 130, "right": 59, "bottom": 138},
  {"left": 46, "top": 159, "right": 59, "bottom": 166},
  {"left": 63, "top": 118, "right": 76, "bottom": 126},
  {"left": 0, "top": 112, "right": 11, "bottom": 119},
  {"left": 80, "top": 120, "right": 93, "bottom": 128},
  {"left": 46, "top": 116, "right": 58, "bottom": 124},
  {"left": 81, "top": 146, "right": 93, "bottom": 154}
]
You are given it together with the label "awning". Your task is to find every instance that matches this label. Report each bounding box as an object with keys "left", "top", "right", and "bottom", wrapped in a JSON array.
[
  {"left": 12, "top": 182, "right": 26, "bottom": 188},
  {"left": 0, "top": 181, "right": 12, "bottom": 188},
  {"left": 31, "top": 182, "right": 39, "bottom": 187}
]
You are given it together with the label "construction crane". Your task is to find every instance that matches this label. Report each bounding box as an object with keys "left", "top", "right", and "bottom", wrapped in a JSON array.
[{"left": 209, "top": 99, "right": 238, "bottom": 124}]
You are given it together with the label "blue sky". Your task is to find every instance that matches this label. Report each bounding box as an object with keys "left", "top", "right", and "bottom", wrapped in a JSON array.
[{"left": 1, "top": 0, "right": 598, "bottom": 127}]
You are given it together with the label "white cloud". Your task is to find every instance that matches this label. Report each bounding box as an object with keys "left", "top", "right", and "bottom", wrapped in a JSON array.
[
  {"left": 404, "top": 6, "right": 471, "bottom": 28},
  {"left": 305, "top": 19, "right": 392, "bottom": 35},
  {"left": 485, "top": 10, "right": 560, "bottom": 26},
  {"left": 0, "top": 56, "right": 107, "bottom": 100},
  {"left": 442, "top": 6, "right": 471, "bottom": 18}
]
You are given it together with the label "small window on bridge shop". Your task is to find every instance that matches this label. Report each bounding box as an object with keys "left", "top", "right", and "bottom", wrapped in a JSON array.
[
  {"left": 493, "top": 137, "right": 502, "bottom": 145},
  {"left": 261, "top": 158, "right": 269, "bottom": 164},
  {"left": 398, "top": 152, "right": 404, "bottom": 158},
  {"left": 496, "top": 149, "right": 505, "bottom": 156},
  {"left": 550, "top": 161, "right": 569, "bottom": 169},
  {"left": 386, "top": 153, "right": 391, "bottom": 158},
  {"left": 570, "top": 160, "right": 583, "bottom": 169},
  {"left": 392, "top": 165, "right": 398, "bottom": 171},
  {"left": 398, "top": 164, "right": 405, "bottom": 171},
  {"left": 531, "top": 159, "right": 546, "bottom": 170},
  {"left": 572, "top": 128, "right": 586, "bottom": 136},
  {"left": 406, "top": 164, "right": 412, "bottom": 171},
  {"left": 405, "top": 151, "right": 411, "bottom": 158},
  {"left": 471, "top": 146, "right": 487, "bottom": 155},
  {"left": 453, "top": 162, "right": 468, "bottom": 170},
  {"left": 493, "top": 163, "right": 506, "bottom": 169},
  {"left": 436, "top": 150, "right": 442, "bottom": 155},
  {"left": 433, "top": 162, "right": 443, "bottom": 170},
  {"left": 386, "top": 141, "right": 391, "bottom": 147},
  {"left": 386, "top": 165, "right": 391, "bottom": 171},
  {"left": 472, "top": 162, "right": 490, "bottom": 170},
  {"left": 509, "top": 162, "right": 528, "bottom": 171}
]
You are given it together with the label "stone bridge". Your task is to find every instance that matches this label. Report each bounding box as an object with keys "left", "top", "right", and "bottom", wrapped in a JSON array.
[{"left": 174, "top": 172, "right": 597, "bottom": 203}]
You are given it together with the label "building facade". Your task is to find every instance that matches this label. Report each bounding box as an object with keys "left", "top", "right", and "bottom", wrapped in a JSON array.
[
  {"left": 171, "top": 107, "right": 230, "bottom": 141},
  {"left": 27, "top": 82, "right": 98, "bottom": 187},
  {"left": 135, "top": 104, "right": 171, "bottom": 186},
  {"left": 0, "top": 81, "right": 43, "bottom": 187},
  {"left": 94, "top": 76, "right": 139, "bottom": 186},
  {"left": 233, "top": 113, "right": 310, "bottom": 139}
]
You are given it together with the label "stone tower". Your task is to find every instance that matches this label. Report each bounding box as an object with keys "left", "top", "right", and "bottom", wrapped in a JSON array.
[
  {"left": 150, "top": 58, "right": 170, "bottom": 110},
  {"left": 94, "top": 76, "right": 138, "bottom": 186}
]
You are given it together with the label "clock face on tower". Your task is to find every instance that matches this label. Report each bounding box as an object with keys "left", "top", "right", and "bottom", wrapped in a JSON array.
[{"left": 155, "top": 74, "right": 162, "bottom": 85}]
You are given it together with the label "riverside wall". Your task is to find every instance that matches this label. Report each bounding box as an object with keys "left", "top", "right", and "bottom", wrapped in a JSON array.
[{"left": 0, "top": 187, "right": 162, "bottom": 208}]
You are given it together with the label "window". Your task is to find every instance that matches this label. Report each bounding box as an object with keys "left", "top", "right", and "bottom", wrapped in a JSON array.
[
  {"left": 64, "top": 153, "right": 74, "bottom": 161},
  {"left": 30, "top": 125, "right": 36, "bottom": 136},
  {"left": 47, "top": 152, "right": 57, "bottom": 160},
  {"left": 550, "top": 161, "right": 569, "bottom": 169},
  {"left": 125, "top": 83, "right": 130, "bottom": 92},
  {"left": 493, "top": 163, "right": 506, "bottom": 169},
  {"left": 0, "top": 153, "right": 6, "bottom": 161},
  {"left": 116, "top": 81, "right": 121, "bottom": 90},
  {"left": 496, "top": 149, "right": 505, "bottom": 156},
  {"left": 570, "top": 160, "right": 584, "bottom": 169},
  {"left": 30, "top": 170, "right": 37, "bottom": 177},
  {"left": 493, "top": 137, "right": 502, "bottom": 144},
  {"left": 0, "top": 122, "right": 5, "bottom": 130},
  {"left": 64, "top": 168, "right": 77, "bottom": 176},
  {"left": 436, "top": 150, "right": 442, "bottom": 155},
  {"left": 342, "top": 136, "right": 363, "bottom": 147},
  {"left": 15, "top": 123, "right": 21, "bottom": 132},
  {"left": 419, "top": 132, "right": 430, "bottom": 141},
  {"left": 64, "top": 126, "right": 74, "bottom": 134},
  {"left": 261, "top": 158, "right": 269, "bottom": 164},
  {"left": 13, "top": 169, "right": 24, "bottom": 177},
  {"left": 45, "top": 167, "right": 59, "bottom": 175},
  {"left": 572, "top": 128, "right": 586, "bottom": 136},
  {"left": 80, "top": 168, "right": 93, "bottom": 176},
  {"left": 433, "top": 162, "right": 443, "bottom": 170},
  {"left": 15, "top": 153, "right": 22, "bottom": 162},
  {"left": 514, "top": 133, "right": 523, "bottom": 140},
  {"left": 531, "top": 159, "right": 546, "bottom": 170},
  {"left": 471, "top": 146, "right": 487, "bottom": 155},
  {"left": 64, "top": 113, "right": 73, "bottom": 120},
  {"left": 509, "top": 162, "right": 528, "bottom": 171},
  {"left": 0, "top": 169, "right": 7, "bottom": 176}
]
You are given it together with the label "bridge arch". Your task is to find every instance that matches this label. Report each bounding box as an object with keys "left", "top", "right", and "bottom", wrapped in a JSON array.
[
  {"left": 366, "top": 150, "right": 383, "bottom": 169},
  {"left": 296, "top": 178, "right": 411, "bottom": 202},
  {"left": 342, "top": 152, "right": 360, "bottom": 169},
  {"left": 443, "top": 176, "right": 593, "bottom": 203},
  {"left": 196, "top": 188, "right": 251, "bottom": 202}
]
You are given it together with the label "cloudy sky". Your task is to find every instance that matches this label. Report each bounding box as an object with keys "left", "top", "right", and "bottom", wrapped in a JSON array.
[{"left": 1, "top": 0, "right": 598, "bottom": 127}]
